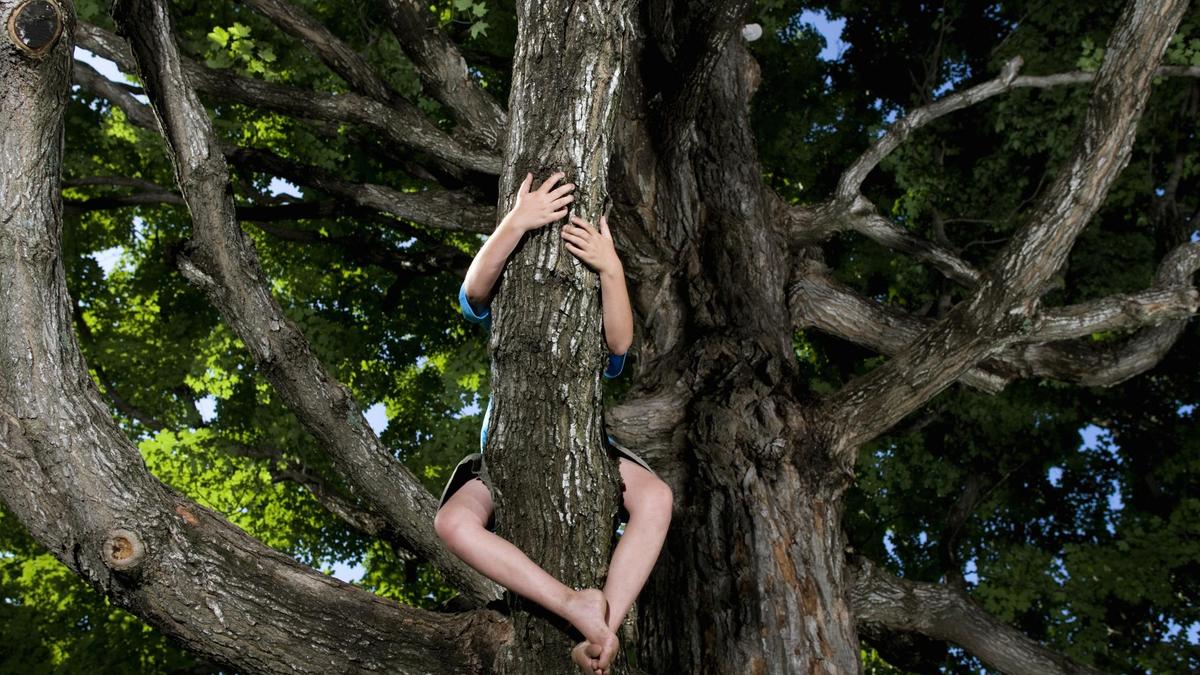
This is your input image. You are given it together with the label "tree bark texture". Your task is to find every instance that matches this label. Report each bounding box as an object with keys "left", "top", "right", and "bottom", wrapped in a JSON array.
[
  {"left": 2, "top": 0, "right": 1197, "bottom": 673},
  {"left": 486, "top": 1, "right": 633, "bottom": 672},
  {"left": 605, "top": 5, "right": 859, "bottom": 670}
]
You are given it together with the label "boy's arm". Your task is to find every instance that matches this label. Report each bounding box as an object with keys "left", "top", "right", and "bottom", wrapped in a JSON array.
[
  {"left": 463, "top": 172, "right": 575, "bottom": 307},
  {"left": 561, "top": 214, "right": 633, "bottom": 355}
]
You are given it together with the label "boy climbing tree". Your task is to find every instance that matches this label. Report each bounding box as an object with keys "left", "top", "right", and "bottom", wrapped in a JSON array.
[{"left": 435, "top": 173, "right": 672, "bottom": 674}]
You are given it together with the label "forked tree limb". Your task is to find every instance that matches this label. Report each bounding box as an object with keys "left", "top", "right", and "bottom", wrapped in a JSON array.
[
  {"left": 240, "top": 0, "right": 402, "bottom": 104},
  {"left": 0, "top": 0, "right": 507, "bottom": 670},
  {"left": 818, "top": 0, "right": 1190, "bottom": 459},
  {"left": 108, "top": 0, "right": 501, "bottom": 604},
  {"left": 380, "top": 0, "right": 507, "bottom": 151},
  {"left": 71, "top": 60, "right": 498, "bottom": 233},
  {"left": 75, "top": 21, "right": 501, "bottom": 174},
  {"left": 790, "top": 240, "right": 1199, "bottom": 393},
  {"left": 849, "top": 557, "right": 1103, "bottom": 675}
]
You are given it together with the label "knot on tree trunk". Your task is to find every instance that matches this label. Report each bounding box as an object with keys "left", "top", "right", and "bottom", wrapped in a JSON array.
[
  {"left": 101, "top": 527, "right": 147, "bottom": 572},
  {"left": 5, "top": 0, "right": 64, "bottom": 58}
]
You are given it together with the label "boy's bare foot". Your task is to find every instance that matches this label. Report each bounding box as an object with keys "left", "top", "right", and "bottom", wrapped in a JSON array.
[
  {"left": 571, "top": 640, "right": 603, "bottom": 675},
  {"left": 563, "top": 588, "right": 619, "bottom": 668}
]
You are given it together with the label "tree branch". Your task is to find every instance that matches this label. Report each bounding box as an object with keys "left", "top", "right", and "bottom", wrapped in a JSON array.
[
  {"left": 71, "top": 59, "right": 498, "bottom": 233},
  {"left": 248, "top": 219, "right": 471, "bottom": 278},
  {"left": 75, "top": 21, "right": 501, "bottom": 175},
  {"left": 241, "top": 0, "right": 401, "bottom": 104},
  {"left": 0, "top": 6, "right": 507, "bottom": 670},
  {"left": 828, "top": 196, "right": 983, "bottom": 287},
  {"left": 109, "top": 0, "right": 500, "bottom": 604},
  {"left": 380, "top": 0, "right": 507, "bottom": 151},
  {"left": 850, "top": 557, "right": 1102, "bottom": 675},
  {"left": 71, "top": 58, "right": 160, "bottom": 129},
  {"left": 819, "top": 0, "right": 1190, "bottom": 458},
  {"left": 226, "top": 145, "right": 496, "bottom": 233},
  {"left": 835, "top": 60, "right": 1200, "bottom": 202},
  {"left": 788, "top": 259, "right": 1008, "bottom": 393},
  {"left": 790, "top": 240, "right": 1199, "bottom": 394}
]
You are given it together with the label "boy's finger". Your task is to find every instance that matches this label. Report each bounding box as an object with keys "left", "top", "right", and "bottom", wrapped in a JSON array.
[
  {"left": 538, "top": 171, "right": 566, "bottom": 193},
  {"left": 571, "top": 216, "right": 597, "bottom": 234},
  {"left": 599, "top": 215, "right": 611, "bottom": 237},
  {"left": 550, "top": 194, "right": 575, "bottom": 209},
  {"left": 550, "top": 208, "right": 568, "bottom": 220},
  {"left": 519, "top": 172, "right": 533, "bottom": 193},
  {"left": 549, "top": 182, "right": 575, "bottom": 198}
]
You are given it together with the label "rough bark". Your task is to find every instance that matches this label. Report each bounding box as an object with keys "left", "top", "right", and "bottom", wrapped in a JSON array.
[
  {"left": 605, "top": 4, "right": 861, "bottom": 670},
  {"left": 484, "top": 1, "right": 633, "bottom": 672},
  {"left": 0, "top": 2, "right": 506, "bottom": 672}
]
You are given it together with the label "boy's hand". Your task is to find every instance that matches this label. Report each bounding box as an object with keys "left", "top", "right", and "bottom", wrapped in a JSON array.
[
  {"left": 561, "top": 214, "right": 621, "bottom": 276},
  {"left": 504, "top": 172, "right": 575, "bottom": 233}
]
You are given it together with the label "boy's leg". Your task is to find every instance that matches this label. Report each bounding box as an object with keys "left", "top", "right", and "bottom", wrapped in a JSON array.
[
  {"left": 435, "top": 477, "right": 619, "bottom": 665},
  {"left": 602, "top": 458, "right": 673, "bottom": 633}
]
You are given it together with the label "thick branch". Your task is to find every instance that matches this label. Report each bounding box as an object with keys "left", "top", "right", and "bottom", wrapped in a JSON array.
[
  {"left": 109, "top": 0, "right": 499, "bottom": 603},
  {"left": 381, "top": 0, "right": 507, "bottom": 151},
  {"left": 789, "top": 259, "right": 1007, "bottom": 393},
  {"left": 835, "top": 60, "right": 1200, "bottom": 201},
  {"left": 837, "top": 196, "right": 982, "bottom": 287},
  {"left": 226, "top": 145, "right": 496, "bottom": 233},
  {"left": 850, "top": 558, "right": 1102, "bottom": 675},
  {"left": 0, "top": 5, "right": 506, "bottom": 670},
  {"left": 71, "top": 60, "right": 497, "bottom": 233},
  {"left": 75, "top": 21, "right": 501, "bottom": 175},
  {"left": 71, "top": 58, "right": 159, "bottom": 129},
  {"left": 821, "top": 0, "right": 1190, "bottom": 457},
  {"left": 791, "top": 240, "right": 1199, "bottom": 394},
  {"left": 242, "top": 0, "right": 400, "bottom": 104}
]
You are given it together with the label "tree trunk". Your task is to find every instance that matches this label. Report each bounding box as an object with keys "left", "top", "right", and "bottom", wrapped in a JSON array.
[
  {"left": 486, "top": 1, "right": 633, "bottom": 672},
  {"left": 605, "top": 13, "right": 862, "bottom": 672}
]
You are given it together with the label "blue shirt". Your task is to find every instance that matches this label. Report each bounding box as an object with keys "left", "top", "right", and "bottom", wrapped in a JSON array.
[{"left": 459, "top": 282, "right": 626, "bottom": 451}]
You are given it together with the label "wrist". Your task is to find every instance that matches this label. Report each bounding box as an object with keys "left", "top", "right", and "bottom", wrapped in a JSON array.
[
  {"left": 498, "top": 212, "right": 531, "bottom": 235},
  {"left": 599, "top": 261, "right": 624, "bottom": 281}
]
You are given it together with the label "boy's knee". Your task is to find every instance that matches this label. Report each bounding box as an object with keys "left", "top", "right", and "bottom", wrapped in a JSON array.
[
  {"left": 650, "top": 479, "right": 674, "bottom": 517},
  {"left": 434, "top": 507, "right": 468, "bottom": 547},
  {"left": 631, "top": 478, "right": 673, "bottom": 522}
]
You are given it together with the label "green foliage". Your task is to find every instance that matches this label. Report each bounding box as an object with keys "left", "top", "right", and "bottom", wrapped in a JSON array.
[{"left": 756, "top": 1, "right": 1199, "bottom": 672}]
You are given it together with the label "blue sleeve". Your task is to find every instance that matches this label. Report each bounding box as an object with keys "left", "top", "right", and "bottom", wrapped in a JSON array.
[
  {"left": 603, "top": 352, "right": 626, "bottom": 379},
  {"left": 458, "top": 282, "right": 491, "bottom": 325}
]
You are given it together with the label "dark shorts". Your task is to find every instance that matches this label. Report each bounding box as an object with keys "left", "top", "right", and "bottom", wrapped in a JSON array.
[{"left": 437, "top": 437, "right": 659, "bottom": 529}]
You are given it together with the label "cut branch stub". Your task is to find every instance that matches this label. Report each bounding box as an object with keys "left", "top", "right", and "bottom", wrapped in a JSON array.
[
  {"left": 6, "top": 0, "right": 63, "bottom": 57},
  {"left": 102, "top": 527, "right": 147, "bottom": 572}
]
